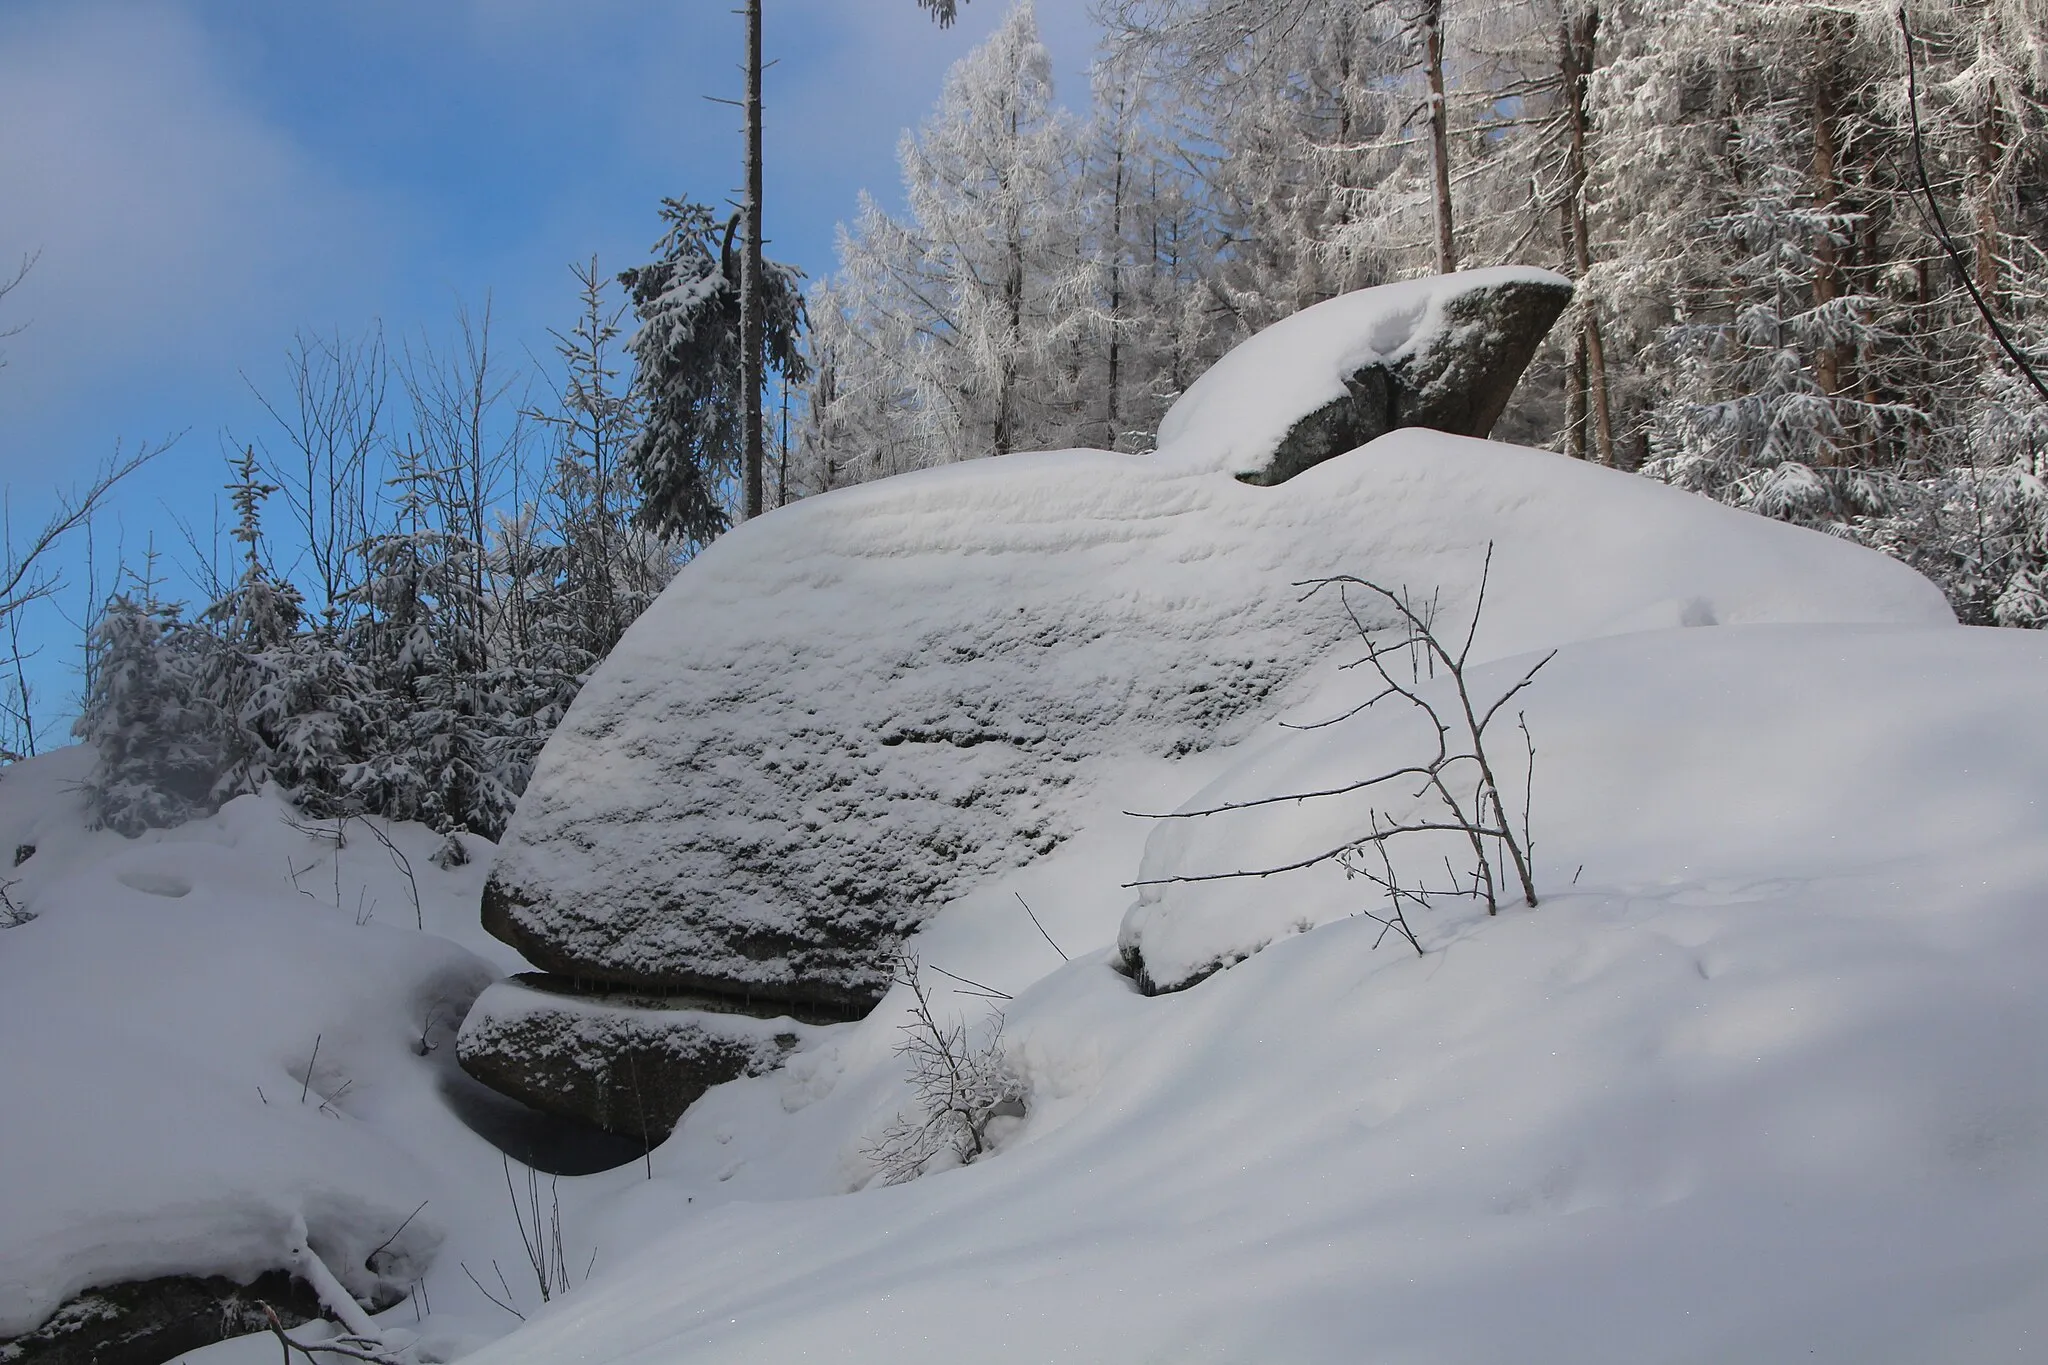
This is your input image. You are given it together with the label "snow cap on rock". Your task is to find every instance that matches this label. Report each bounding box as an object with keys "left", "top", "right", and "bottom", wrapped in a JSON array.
[{"left": 1156, "top": 266, "right": 1573, "bottom": 483}]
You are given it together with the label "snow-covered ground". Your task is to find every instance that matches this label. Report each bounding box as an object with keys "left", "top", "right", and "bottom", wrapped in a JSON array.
[
  {"left": 451, "top": 619, "right": 2048, "bottom": 1364},
  {"left": 5, "top": 273, "right": 2046, "bottom": 1363},
  {"left": 0, "top": 757, "right": 594, "bottom": 1361}
]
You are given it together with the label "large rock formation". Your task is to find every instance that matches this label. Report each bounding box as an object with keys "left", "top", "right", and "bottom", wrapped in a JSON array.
[
  {"left": 478, "top": 270, "right": 1587, "bottom": 1022},
  {"left": 469, "top": 268, "right": 1944, "bottom": 1058}
]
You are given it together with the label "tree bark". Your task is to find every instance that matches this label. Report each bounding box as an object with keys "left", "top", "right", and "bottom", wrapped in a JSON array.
[
  {"left": 1973, "top": 77, "right": 2005, "bottom": 317},
  {"left": 1106, "top": 122, "right": 1126, "bottom": 451},
  {"left": 1810, "top": 29, "right": 1844, "bottom": 411},
  {"left": 741, "top": 0, "right": 766, "bottom": 519},
  {"left": 1422, "top": 0, "right": 1457, "bottom": 274},
  {"left": 995, "top": 98, "right": 1024, "bottom": 456},
  {"left": 1561, "top": 4, "right": 1613, "bottom": 464}
]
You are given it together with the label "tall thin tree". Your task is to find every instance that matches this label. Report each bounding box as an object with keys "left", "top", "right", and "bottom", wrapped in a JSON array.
[{"left": 741, "top": 0, "right": 767, "bottom": 521}]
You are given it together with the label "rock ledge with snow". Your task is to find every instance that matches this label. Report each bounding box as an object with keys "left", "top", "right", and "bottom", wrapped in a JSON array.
[
  {"left": 1157, "top": 266, "right": 1572, "bottom": 483},
  {"left": 456, "top": 976, "right": 820, "bottom": 1142}
]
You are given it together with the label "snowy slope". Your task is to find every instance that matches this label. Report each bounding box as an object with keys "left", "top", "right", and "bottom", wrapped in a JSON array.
[
  {"left": 456, "top": 613, "right": 2048, "bottom": 1365},
  {"left": 0, "top": 759, "right": 607, "bottom": 1359},
  {"left": 486, "top": 429, "right": 1949, "bottom": 1010}
]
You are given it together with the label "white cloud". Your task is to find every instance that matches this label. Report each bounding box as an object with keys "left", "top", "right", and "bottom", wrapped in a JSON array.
[{"left": 0, "top": 1, "right": 388, "bottom": 429}]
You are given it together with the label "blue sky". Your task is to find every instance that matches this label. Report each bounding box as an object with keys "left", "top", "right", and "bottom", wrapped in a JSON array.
[{"left": 0, "top": 0, "right": 1098, "bottom": 726}]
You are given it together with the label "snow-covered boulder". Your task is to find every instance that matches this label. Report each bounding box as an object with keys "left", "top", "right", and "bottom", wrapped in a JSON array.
[
  {"left": 456, "top": 978, "right": 821, "bottom": 1142},
  {"left": 481, "top": 425, "right": 1949, "bottom": 1018},
  {"left": 1158, "top": 266, "right": 1573, "bottom": 484}
]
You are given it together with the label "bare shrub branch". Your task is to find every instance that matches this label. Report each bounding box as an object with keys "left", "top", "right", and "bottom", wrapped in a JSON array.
[
  {"left": 1126, "top": 545, "right": 1548, "bottom": 956},
  {"left": 865, "top": 953, "right": 1025, "bottom": 1186}
]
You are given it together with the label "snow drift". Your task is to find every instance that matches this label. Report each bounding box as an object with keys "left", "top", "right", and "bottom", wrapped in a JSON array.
[{"left": 0, "top": 759, "right": 534, "bottom": 1352}]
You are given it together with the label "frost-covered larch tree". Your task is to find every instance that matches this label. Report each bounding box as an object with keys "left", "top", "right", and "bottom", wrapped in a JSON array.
[
  {"left": 1074, "top": 47, "right": 1218, "bottom": 450},
  {"left": 809, "top": 2, "right": 1091, "bottom": 477}
]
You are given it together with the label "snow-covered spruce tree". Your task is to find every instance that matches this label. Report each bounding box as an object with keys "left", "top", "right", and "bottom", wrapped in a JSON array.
[
  {"left": 618, "top": 198, "right": 807, "bottom": 544},
  {"left": 195, "top": 448, "right": 312, "bottom": 805},
  {"left": 339, "top": 439, "right": 505, "bottom": 836},
  {"left": 806, "top": 3, "right": 1091, "bottom": 480},
  {"left": 76, "top": 556, "right": 219, "bottom": 836},
  {"left": 1870, "top": 0, "right": 2048, "bottom": 623},
  {"left": 78, "top": 282, "right": 692, "bottom": 840},
  {"left": 1586, "top": 0, "right": 2048, "bottom": 621}
]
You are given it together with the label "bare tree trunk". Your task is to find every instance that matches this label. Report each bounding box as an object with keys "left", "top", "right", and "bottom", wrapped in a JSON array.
[
  {"left": 1973, "top": 78, "right": 2005, "bottom": 316},
  {"left": 1422, "top": 0, "right": 1457, "bottom": 274},
  {"left": 1560, "top": 4, "right": 1614, "bottom": 465},
  {"left": 994, "top": 100, "right": 1024, "bottom": 457},
  {"left": 1106, "top": 119, "right": 1126, "bottom": 451},
  {"left": 1810, "top": 31, "right": 1844, "bottom": 416},
  {"left": 741, "top": 0, "right": 766, "bottom": 520},
  {"left": 1566, "top": 329, "right": 1589, "bottom": 461}
]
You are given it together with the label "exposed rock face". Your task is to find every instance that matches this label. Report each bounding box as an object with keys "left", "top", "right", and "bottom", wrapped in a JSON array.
[
  {"left": 1247, "top": 276, "right": 1573, "bottom": 484},
  {"left": 0, "top": 1272, "right": 320, "bottom": 1365},
  {"left": 455, "top": 976, "right": 817, "bottom": 1142}
]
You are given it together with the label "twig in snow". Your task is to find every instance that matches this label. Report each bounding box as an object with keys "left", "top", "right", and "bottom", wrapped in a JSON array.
[
  {"left": 347, "top": 815, "right": 423, "bottom": 932},
  {"left": 1015, "top": 892, "right": 1068, "bottom": 961},
  {"left": 364, "top": 1199, "right": 429, "bottom": 1269},
  {"left": 459, "top": 1261, "right": 522, "bottom": 1321},
  {"left": 926, "top": 962, "right": 1013, "bottom": 1001},
  {"left": 299, "top": 1035, "right": 321, "bottom": 1104},
  {"left": 259, "top": 1304, "right": 406, "bottom": 1365}
]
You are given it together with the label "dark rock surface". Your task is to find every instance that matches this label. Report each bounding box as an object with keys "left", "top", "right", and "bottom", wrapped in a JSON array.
[
  {"left": 1240, "top": 275, "right": 1573, "bottom": 486},
  {"left": 456, "top": 975, "right": 818, "bottom": 1142},
  {"left": 0, "top": 1272, "right": 319, "bottom": 1365}
]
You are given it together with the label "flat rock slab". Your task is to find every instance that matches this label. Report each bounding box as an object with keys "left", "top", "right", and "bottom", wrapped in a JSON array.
[{"left": 456, "top": 976, "right": 821, "bottom": 1142}]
